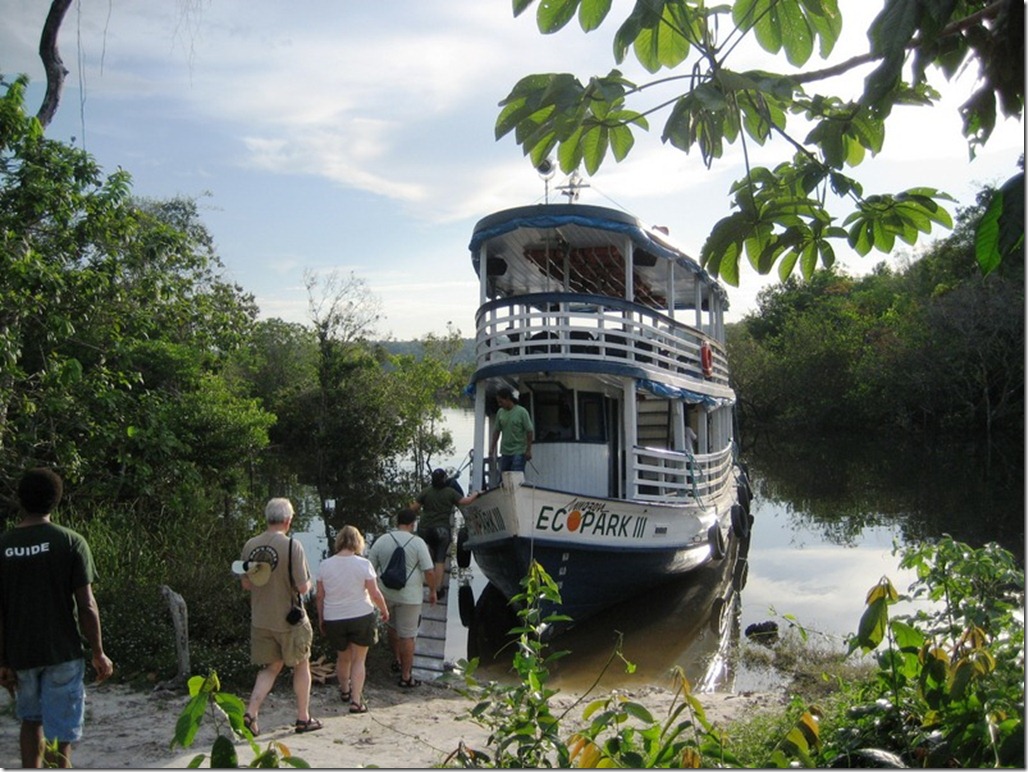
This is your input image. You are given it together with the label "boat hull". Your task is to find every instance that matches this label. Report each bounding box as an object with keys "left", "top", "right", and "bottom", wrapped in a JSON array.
[{"left": 460, "top": 471, "right": 741, "bottom": 628}]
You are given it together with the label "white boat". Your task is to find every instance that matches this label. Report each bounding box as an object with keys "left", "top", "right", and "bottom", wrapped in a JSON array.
[{"left": 457, "top": 188, "right": 752, "bottom": 651}]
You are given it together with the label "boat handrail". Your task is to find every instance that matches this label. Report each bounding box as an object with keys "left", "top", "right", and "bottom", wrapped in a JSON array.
[
  {"left": 631, "top": 444, "right": 735, "bottom": 503},
  {"left": 475, "top": 292, "right": 729, "bottom": 387}
]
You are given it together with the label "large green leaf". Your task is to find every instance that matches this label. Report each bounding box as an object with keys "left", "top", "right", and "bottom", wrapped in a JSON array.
[
  {"left": 776, "top": 0, "right": 814, "bottom": 66},
  {"left": 580, "top": 122, "right": 610, "bottom": 174},
  {"left": 633, "top": 1, "right": 694, "bottom": 72},
  {"left": 798, "top": 0, "right": 841, "bottom": 57},
  {"left": 209, "top": 735, "right": 239, "bottom": 768},
  {"left": 171, "top": 693, "right": 208, "bottom": 750},
  {"left": 844, "top": 190, "right": 953, "bottom": 256},
  {"left": 578, "top": 0, "right": 613, "bottom": 31},
  {"left": 863, "top": 0, "right": 923, "bottom": 108},
  {"left": 850, "top": 596, "right": 890, "bottom": 652},
  {"left": 536, "top": 0, "right": 580, "bottom": 32},
  {"left": 613, "top": 1, "right": 666, "bottom": 64},
  {"left": 960, "top": 85, "right": 998, "bottom": 152},
  {"left": 975, "top": 172, "right": 1025, "bottom": 276},
  {"left": 734, "top": 0, "right": 836, "bottom": 65}
]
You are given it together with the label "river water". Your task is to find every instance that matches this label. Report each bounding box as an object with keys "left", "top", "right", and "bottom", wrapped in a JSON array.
[{"left": 303, "top": 408, "right": 1024, "bottom": 694}]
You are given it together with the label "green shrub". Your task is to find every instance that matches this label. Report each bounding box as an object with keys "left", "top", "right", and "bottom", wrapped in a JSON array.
[{"left": 826, "top": 536, "right": 1025, "bottom": 768}]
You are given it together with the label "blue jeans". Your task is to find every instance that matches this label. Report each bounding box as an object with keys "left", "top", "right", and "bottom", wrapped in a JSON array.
[
  {"left": 16, "top": 658, "right": 86, "bottom": 743},
  {"left": 499, "top": 454, "right": 527, "bottom": 472}
]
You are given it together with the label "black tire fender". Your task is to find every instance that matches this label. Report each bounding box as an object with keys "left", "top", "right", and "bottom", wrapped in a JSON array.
[
  {"left": 456, "top": 526, "right": 471, "bottom": 569},
  {"left": 708, "top": 522, "right": 726, "bottom": 561},
  {"left": 737, "top": 483, "right": 751, "bottom": 515},
  {"left": 458, "top": 583, "right": 475, "bottom": 628},
  {"left": 733, "top": 557, "right": 749, "bottom": 592},
  {"left": 709, "top": 596, "right": 728, "bottom": 635},
  {"left": 731, "top": 503, "right": 750, "bottom": 539}
]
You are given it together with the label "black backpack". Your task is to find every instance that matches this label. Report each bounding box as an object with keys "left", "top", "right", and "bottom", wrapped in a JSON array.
[{"left": 379, "top": 534, "right": 414, "bottom": 590}]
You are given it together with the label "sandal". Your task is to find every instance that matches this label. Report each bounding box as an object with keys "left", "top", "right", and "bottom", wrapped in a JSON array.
[
  {"left": 349, "top": 701, "right": 368, "bottom": 714},
  {"left": 243, "top": 712, "right": 259, "bottom": 737},
  {"left": 339, "top": 689, "right": 351, "bottom": 703},
  {"left": 390, "top": 659, "right": 401, "bottom": 673},
  {"left": 294, "top": 717, "right": 324, "bottom": 734},
  {"left": 398, "top": 676, "right": 422, "bottom": 688}
]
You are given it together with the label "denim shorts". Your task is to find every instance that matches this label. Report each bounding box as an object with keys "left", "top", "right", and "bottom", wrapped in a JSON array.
[
  {"left": 499, "top": 454, "right": 527, "bottom": 472},
  {"left": 16, "top": 658, "right": 86, "bottom": 743}
]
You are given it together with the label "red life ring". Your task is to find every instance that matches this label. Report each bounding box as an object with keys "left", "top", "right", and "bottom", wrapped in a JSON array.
[{"left": 700, "top": 341, "right": 713, "bottom": 378}]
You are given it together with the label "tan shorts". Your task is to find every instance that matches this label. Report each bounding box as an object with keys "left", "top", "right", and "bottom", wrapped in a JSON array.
[
  {"left": 251, "top": 621, "right": 312, "bottom": 667},
  {"left": 385, "top": 602, "right": 422, "bottom": 639}
]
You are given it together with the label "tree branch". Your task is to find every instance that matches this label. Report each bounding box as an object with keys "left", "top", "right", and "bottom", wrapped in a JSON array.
[
  {"left": 37, "top": 0, "right": 74, "bottom": 129},
  {"left": 791, "top": 0, "right": 1006, "bottom": 87}
]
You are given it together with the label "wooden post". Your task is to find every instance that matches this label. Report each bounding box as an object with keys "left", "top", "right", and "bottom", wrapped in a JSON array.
[{"left": 159, "top": 585, "right": 190, "bottom": 685}]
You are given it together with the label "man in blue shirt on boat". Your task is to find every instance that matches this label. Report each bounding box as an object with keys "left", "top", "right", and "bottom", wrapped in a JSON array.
[{"left": 489, "top": 387, "right": 534, "bottom": 478}]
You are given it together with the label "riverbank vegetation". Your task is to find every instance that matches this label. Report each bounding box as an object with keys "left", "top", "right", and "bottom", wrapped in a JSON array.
[{"left": 446, "top": 538, "right": 1022, "bottom": 768}]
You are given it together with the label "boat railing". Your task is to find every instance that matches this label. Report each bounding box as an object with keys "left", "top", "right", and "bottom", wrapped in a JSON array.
[
  {"left": 632, "top": 444, "right": 736, "bottom": 502},
  {"left": 475, "top": 292, "right": 728, "bottom": 386}
]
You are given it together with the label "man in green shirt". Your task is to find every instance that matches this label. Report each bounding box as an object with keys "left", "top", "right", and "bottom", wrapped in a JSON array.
[
  {"left": 0, "top": 468, "right": 113, "bottom": 768},
  {"left": 489, "top": 387, "right": 534, "bottom": 473}
]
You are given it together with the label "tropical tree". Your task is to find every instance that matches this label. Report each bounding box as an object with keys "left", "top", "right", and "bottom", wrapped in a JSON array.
[
  {"left": 275, "top": 270, "right": 403, "bottom": 540},
  {"left": 389, "top": 325, "right": 475, "bottom": 494},
  {"left": 226, "top": 318, "right": 320, "bottom": 500},
  {"left": 0, "top": 77, "right": 271, "bottom": 518},
  {"left": 496, "top": 0, "right": 1023, "bottom": 283}
]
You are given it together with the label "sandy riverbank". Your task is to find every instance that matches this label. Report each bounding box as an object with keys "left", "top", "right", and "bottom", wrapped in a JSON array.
[{"left": 0, "top": 670, "right": 784, "bottom": 768}]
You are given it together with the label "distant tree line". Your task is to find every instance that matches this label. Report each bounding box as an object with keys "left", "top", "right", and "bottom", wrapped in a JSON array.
[{"left": 728, "top": 186, "right": 1024, "bottom": 454}]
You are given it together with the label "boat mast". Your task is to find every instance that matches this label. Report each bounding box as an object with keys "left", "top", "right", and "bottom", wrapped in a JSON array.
[{"left": 556, "top": 171, "right": 588, "bottom": 203}]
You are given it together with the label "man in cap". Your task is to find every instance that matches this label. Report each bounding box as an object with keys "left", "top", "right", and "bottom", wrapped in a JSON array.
[
  {"left": 411, "top": 469, "right": 479, "bottom": 600},
  {"left": 0, "top": 468, "right": 114, "bottom": 768},
  {"left": 237, "top": 498, "right": 322, "bottom": 735}
]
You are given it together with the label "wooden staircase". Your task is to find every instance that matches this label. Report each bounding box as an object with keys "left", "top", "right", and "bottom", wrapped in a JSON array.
[{"left": 412, "top": 564, "right": 452, "bottom": 681}]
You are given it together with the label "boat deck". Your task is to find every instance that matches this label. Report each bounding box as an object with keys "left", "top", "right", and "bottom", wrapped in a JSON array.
[{"left": 474, "top": 292, "right": 732, "bottom": 400}]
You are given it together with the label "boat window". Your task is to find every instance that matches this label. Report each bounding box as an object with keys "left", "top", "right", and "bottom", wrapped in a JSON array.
[
  {"left": 531, "top": 388, "right": 575, "bottom": 443},
  {"left": 577, "top": 392, "right": 607, "bottom": 442}
]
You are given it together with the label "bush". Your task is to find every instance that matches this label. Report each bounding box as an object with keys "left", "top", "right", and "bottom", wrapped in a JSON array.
[{"left": 66, "top": 500, "right": 259, "bottom": 688}]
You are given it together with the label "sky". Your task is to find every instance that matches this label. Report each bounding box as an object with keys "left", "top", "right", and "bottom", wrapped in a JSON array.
[{"left": 2, "top": 1, "right": 1023, "bottom": 340}]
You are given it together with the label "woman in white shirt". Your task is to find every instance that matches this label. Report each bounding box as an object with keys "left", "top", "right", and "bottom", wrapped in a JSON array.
[{"left": 316, "top": 525, "right": 389, "bottom": 714}]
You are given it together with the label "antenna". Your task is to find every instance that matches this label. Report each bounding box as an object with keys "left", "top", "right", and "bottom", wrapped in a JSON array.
[
  {"left": 536, "top": 158, "right": 556, "bottom": 203},
  {"left": 556, "top": 171, "right": 588, "bottom": 203}
]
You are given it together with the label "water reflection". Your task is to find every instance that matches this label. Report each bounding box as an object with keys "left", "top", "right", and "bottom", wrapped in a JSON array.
[
  {"left": 746, "top": 432, "right": 1024, "bottom": 556},
  {"left": 474, "top": 533, "right": 751, "bottom": 694}
]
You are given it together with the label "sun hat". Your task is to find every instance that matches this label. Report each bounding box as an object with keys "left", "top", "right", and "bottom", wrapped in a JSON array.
[{"left": 231, "top": 559, "right": 273, "bottom": 586}]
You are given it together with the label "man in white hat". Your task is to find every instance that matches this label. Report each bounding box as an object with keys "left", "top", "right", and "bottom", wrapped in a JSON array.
[{"left": 236, "top": 498, "right": 322, "bottom": 736}]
